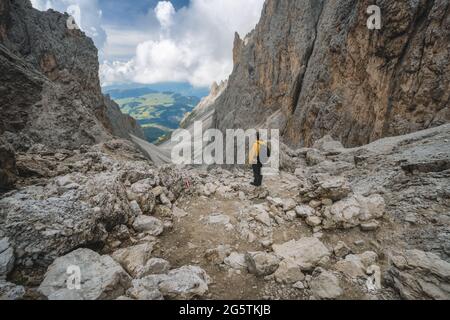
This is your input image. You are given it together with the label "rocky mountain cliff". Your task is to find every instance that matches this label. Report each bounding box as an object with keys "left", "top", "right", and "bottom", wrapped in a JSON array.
[
  {"left": 0, "top": 0, "right": 144, "bottom": 189},
  {"left": 213, "top": 0, "right": 449, "bottom": 147}
]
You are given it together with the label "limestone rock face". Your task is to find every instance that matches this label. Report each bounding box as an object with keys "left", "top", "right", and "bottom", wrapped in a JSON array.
[
  {"left": 104, "top": 95, "right": 146, "bottom": 140},
  {"left": 213, "top": 0, "right": 449, "bottom": 147},
  {"left": 0, "top": 0, "right": 143, "bottom": 151},
  {"left": 273, "top": 238, "right": 331, "bottom": 271},
  {"left": 0, "top": 237, "right": 14, "bottom": 278},
  {"left": 386, "top": 250, "right": 450, "bottom": 300}
]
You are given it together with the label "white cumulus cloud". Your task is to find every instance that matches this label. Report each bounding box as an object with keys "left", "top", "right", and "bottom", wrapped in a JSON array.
[
  {"left": 155, "top": 1, "right": 176, "bottom": 30},
  {"left": 100, "top": 0, "right": 265, "bottom": 87}
]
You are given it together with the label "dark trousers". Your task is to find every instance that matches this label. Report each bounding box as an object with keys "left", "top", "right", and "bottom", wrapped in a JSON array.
[{"left": 252, "top": 164, "right": 263, "bottom": 186}]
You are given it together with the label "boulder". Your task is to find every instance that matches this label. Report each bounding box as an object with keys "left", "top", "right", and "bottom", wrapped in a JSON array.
[
  {"left": 158, "top": 266, "right": 211, "bottom": 299},
  {"left": 141, "top": 258, "right": 171, "bottom": 275},
  {"left": 333, "top": 241, "right": 351, "bottom": 258},
  {"left": 274, "top": 258, "right": 305, "bottom": 284},
  {"left": 245, "top": 252, "right": 280, "bottom": 276},
  {"left": 38, "top": 249, "right": 132, "bottom": 300},
  {"left": 310, "top": 269, "right": 343, "bottom": 300},
  {"left": 207, "top": 213, "right": 231, "bottom": 225},
  {"left": 306, "top": 150, "right": 325, "bottom": 166},
  {"left": 0, "top": 171, "right": 135, "bottom": 267},
  {"left": 111, "top": 243, "right": 154, "bottom": 278},
  {"left": 224, "top": 252, "right": 247, "bottom": 270},
  {"left": 127, "top": 276, "right": 164, "bottom": 300},
  {"left": 306, "top": 216, "right": 322, "bottom": 227},
  {"left": 322, "top": 194, "right": 385, "bottom": 230},
  {"left": 295, "top": 205, "right": 316, "bottom": 218},
  {"left": 300, "top": 174, "right": 351, "bottom": 202},
  {"left": 159, "top": 193, "right": 172, "bottom": 207},
  {"left": 334, "top": 251, "right": 379, "bottom": 279},
  {"left": 133, "top": 216, "right": 164, "bottom": 236},
  {"left": 273, "top": 238, "right": 331, "bottom": 271},
  {"left": 386, "top": 250, "right": 450, "bottom": 300},
  {"left": 335, "top": 258, "right": 366, "bottom": 279}
]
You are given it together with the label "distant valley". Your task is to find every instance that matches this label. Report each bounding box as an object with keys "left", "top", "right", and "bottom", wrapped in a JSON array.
[{"left": 103, "top": 83, "right": 207, "bottom": 144}]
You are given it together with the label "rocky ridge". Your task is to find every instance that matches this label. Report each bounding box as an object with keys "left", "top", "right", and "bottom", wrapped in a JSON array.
[
  {"left": 0, "top": 0, "right": 145, "bottom": 189},
  {"left": 213, "top": 0, "right": 449, "bottom": 147}
]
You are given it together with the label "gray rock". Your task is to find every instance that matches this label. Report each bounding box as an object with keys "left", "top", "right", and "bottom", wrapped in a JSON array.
[
  {"left": 273, "top": 238, "right": 331, "bottom": 271},
  {"left": 306, "top": 216, "right": 322, "bottom": 227},
  {"left": 274, "top": 258, "right": 305, "bottom": 284},
  {"left": 0, "top": 170, "right": 136, "bottom": 267},
  {"left": 38, "top": 249, "right": 132, "bottom": 300},
  {"left": 158, "top": 266, "right": 211, "bottom": 299},
  {"left": 295, "top": 205, "right": 316, "bottom": 218},
  {"left": 300, "top": 174, "right": 351, "bottom": 202},
  {"left": 140, "top": 258, "right": 171, "bottom": 276},
  {"left": 127, "top": 276, "right": 164, "bottom": 300},
  {"left": 310, "top": 269, "right": 343, "bottom": 300},
  {"left": 0, "top": 137, "right": 17, "bottom": 189},
  {"left": 133, "top": 216, "right": 164, "bottom": 236},
  {"left": 322, "top": 194, "right": 385, "bottom": 230},
  {"left": 224, "top": 252, "right": 247, "bottom": 270},
  {"left": 282, "top": 198, "right": 297, "bottom": 212},
  {"left": 245, "top": 252, "right": 280, "bottom": 276},
  {"left": 386, "top": 250, "right": 450, "bottom": 300}
]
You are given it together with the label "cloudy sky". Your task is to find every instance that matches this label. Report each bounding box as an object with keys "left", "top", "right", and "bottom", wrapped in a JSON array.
[{"left": 30, "top": 0, "right": 265, "bottom": 87}]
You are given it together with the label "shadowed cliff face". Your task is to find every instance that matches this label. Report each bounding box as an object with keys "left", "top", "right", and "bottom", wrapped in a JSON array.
[
  {"left": 0, "top": 0, "right": 146, "bottom": 148},
  {"left": 0, "top": 0, "right": 145, "bottom": 188},
  {"left": 213, "top": 0, "right": 450, "bottom": 147}
]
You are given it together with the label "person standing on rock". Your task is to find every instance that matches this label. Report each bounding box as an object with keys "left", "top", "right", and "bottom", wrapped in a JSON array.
[{"left": 248, "top": 132, "right": 270, "bottom": 187}]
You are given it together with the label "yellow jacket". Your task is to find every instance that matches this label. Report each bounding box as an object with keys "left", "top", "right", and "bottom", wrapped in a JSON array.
[{"left": 248, "top": 140, "right": 266, "bottom": 164}]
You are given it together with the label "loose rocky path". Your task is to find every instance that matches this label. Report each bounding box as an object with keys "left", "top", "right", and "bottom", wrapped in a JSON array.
[{"left": 2, "top": 126, "right": 450, "bottom": 300}]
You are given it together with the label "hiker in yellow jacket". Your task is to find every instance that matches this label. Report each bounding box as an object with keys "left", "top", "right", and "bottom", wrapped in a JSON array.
[{"left": 248, "top": 132, "right": 270, "bottom": 187}]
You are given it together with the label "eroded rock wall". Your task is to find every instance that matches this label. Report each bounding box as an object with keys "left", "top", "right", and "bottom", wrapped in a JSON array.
[{"left": 214, "top": 0, "right": 450, "bottom": 147}]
